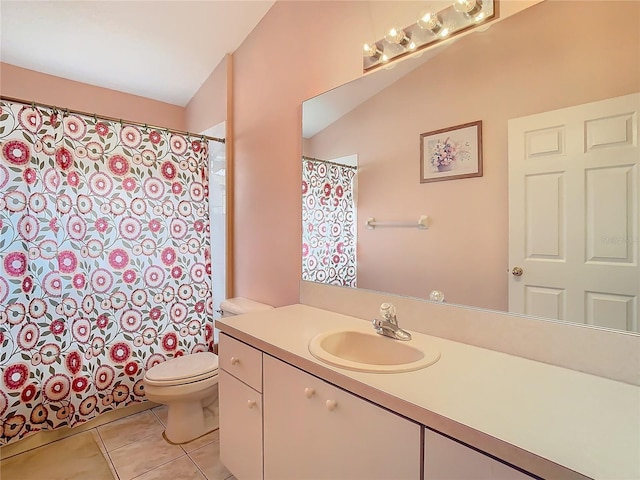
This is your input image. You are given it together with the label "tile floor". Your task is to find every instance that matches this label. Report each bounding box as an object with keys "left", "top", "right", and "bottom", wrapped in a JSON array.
[{"left": 0, "top": 405, "right": 236, "bottom": 480}]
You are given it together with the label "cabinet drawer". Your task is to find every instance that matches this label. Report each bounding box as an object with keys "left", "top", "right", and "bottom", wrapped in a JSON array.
[{"left": 219, "top": 333, "right": 263, "bottom": 392}]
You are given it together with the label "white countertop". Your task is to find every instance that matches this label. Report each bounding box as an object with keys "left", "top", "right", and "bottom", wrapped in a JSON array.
[{"left": 216, "top": 304, "right": 640, "bottom": 480}]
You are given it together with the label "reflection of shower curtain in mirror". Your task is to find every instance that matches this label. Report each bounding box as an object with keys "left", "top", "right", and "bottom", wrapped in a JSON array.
[
  {"left": 302, "top": 157, "right": 356, "bottom": 286},
  {"left": 0, "top": 100, "right": 214, "bottom": 445}
]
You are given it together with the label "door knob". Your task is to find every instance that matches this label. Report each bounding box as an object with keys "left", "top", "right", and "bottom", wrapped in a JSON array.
[
  {"left": 247, "top": 399, "right": 256, "bottom": 409},
  {"left": 230, "top": 356, "right": 240, "bottom": 365},
  {"left": 304, "top": 387, "right": 315, "bottom": 398},
  {"left": 511, "top": 267, "right": 523, "bottom": 277}
]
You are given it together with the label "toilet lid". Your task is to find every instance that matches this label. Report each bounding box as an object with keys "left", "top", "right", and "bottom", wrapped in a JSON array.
[{"left": 145, "top": 352, "right": 219, "bottom": 384}]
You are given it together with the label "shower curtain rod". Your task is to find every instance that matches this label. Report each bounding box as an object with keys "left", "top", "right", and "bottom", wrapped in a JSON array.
[
  {"left": 0, "top": 95, "right": 225, "bottom": 144},
  {"left": 302, "top": 155, "right": 357, "bottom": 169}
]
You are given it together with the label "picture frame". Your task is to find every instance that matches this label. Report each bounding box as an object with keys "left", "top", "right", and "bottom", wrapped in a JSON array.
[{"left": 420, "top": 120, "right": 483, "bottom": 183}]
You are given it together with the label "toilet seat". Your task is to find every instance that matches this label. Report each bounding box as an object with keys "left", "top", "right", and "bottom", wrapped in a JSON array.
[{"left": 145, "top": 352, "right": 219, "bottom": 386}]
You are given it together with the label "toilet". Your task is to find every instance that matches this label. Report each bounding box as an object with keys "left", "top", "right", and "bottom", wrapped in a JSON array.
[
  {"left": 144, "top": 352, "right": 219, "bottom": 444},
  {"left": 143, "top": 297, "right": 272, "bottom": 444}
]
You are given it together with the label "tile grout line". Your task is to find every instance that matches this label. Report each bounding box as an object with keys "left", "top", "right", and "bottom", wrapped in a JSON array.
[
  {"left": 129, "top": 453, "right": 195, "bottom": 480},
  {"left": 95, "top": 426, "right": 121, "bottom": 480},
  {"left": 113, "top": 448, "right": 185, "bottom": 479},
  {"left": 149, "top": 405, "right": 205, "bottom": 476},
  {"left": 183, "top": 432, "right": 215, "bottom": 479},
  {"left": 150, "top": 407, "right": 167, "bottom": 426},
  {"left": 98, "top": 410, "right": 164, "bottom": 453},
  {"left": 185, "top": 432, "right": 231, "bottom": 480},
  {"left": 185, "top": 451, "right": 210, "bottom": 480},
  {"left": 99, "top": 412, "right": 174, "bottom": 480},
  {"left": 106, "top": 421, "right": 193, "bottom": 480}
]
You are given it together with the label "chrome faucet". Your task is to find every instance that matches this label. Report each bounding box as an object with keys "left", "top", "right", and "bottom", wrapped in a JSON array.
[{"left": 372, "top": 303, "right": 412, "bottom": 341}]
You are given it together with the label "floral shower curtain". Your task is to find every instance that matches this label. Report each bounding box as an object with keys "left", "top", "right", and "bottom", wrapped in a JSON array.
[
  {"left": 302, "top": 157, "right": 357, "bottom": 287},
  {"left": 0, "top": 100, "right": 214, "bottom": 445}
]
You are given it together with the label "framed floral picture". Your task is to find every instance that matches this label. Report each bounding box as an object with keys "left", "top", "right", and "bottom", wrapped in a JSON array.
[{"left": 420, "top": 120, "right": 483, "bottom": 183}]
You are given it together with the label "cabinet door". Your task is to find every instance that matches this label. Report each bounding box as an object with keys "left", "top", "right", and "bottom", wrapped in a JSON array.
[
  {"left": 424, "top": 429, "right": 534, "bottom": 479},
  {"left": 219, "top": 369, "right": 263, "bottom": 480},
  {"left": 263, "top": 355, "right": 421, "bottom": 480}
]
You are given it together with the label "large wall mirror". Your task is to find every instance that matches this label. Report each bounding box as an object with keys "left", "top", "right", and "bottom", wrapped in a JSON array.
[{"left": 302, "top": 0, "right": 640, "bottom": 334}]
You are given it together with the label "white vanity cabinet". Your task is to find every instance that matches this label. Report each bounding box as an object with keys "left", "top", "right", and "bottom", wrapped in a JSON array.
[
  {"left": 215, "top": 305, "right": 637, "bottom": 480},
  {"left": 424, "top": 429, "right": 535, "bottom": 479},
  {"left": 218, "top": 334, "right": 264, "bottom": 480},
  {"left": 219, "top": 332, "right": 533, "bottom": 480},
  {"left": 262, "top": 354, "right": 421, "bottom": 480}
]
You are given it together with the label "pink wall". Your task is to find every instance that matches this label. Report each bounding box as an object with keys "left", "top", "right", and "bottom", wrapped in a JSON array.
[
  {"left": 227, "top": 1, "right": 538, "bottom": 308},
  {"left": 304, "top": 1, "right": 639, "bottom": 310},
  {"left": 230, "top": 1, "right": 374, "bottom": 306},
  {"left": 0, "top": 63, "right": 186, "bottom": 130},
  {"left": 4, "top": 1, "right": 636, "bottom": 310},
  {"left": 185, "top": 56, "right": 227, "bottom": 134}
]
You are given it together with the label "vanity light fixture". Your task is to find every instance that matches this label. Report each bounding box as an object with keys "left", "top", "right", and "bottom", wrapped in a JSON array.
[{"left": 363, "top": 0, "right": 496, "bottom": 72}]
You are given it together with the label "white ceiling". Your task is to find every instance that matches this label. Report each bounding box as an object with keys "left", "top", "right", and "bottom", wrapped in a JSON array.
[{"left": 0, "top": 0, "right": 275, "bottom": 106}]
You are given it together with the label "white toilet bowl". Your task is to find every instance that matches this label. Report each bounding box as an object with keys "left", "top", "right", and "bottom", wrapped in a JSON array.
[{"left": 143, "top": 351, "right": 219, "bottom": 444}]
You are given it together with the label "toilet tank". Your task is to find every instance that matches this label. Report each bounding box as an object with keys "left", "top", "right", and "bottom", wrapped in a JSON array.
[{"left": 220, "top": 297, "right": 273, "bottom": 318}]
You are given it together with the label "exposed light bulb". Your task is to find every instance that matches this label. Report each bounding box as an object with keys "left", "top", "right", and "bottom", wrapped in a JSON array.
[
  {"left": 363, "top": 42, "right": 382, "bottom": 59},
  {"left": 384, "top": 26, "right": 410, "bottom": 46},
  {"left": 417, "top": 11, "right": 443, "bottom": 35},
  {"left": 429, "top": 290, "right": 445, "bottom": 302},
  {"left": 453, "top": 0, "right": 483, "bottom": 17}
]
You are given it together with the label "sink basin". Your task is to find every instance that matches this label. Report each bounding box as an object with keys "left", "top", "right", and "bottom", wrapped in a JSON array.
[{"left": 308, "top": 329, "right": 440, "bottom": 373}]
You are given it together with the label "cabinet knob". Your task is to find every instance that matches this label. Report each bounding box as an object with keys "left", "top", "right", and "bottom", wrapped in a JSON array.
[
  {"left": 230, "top": 356, "right": 240, "bottom": 366},
  {"left": 304, "top": 387, "right": 315, "bottom": 399},
  {"left": 247, "top": 399, "right": 256, "bottom": 409},
  {"left": 325, "top": 399, "right": 337, "bottom": 411}
]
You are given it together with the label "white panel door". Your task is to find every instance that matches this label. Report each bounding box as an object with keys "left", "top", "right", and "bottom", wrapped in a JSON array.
[{"left": 508, "top": 93, "right": 639, "bottom": 332}]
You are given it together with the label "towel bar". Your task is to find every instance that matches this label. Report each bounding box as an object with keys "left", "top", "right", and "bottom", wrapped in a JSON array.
[{"left": 365, "top": 216, "right": 429, "bottom": 230}]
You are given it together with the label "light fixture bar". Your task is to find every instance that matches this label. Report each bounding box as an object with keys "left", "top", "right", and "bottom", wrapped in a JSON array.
[{"left": 364, "top": 0, "right": 496, "bottom": 72}]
